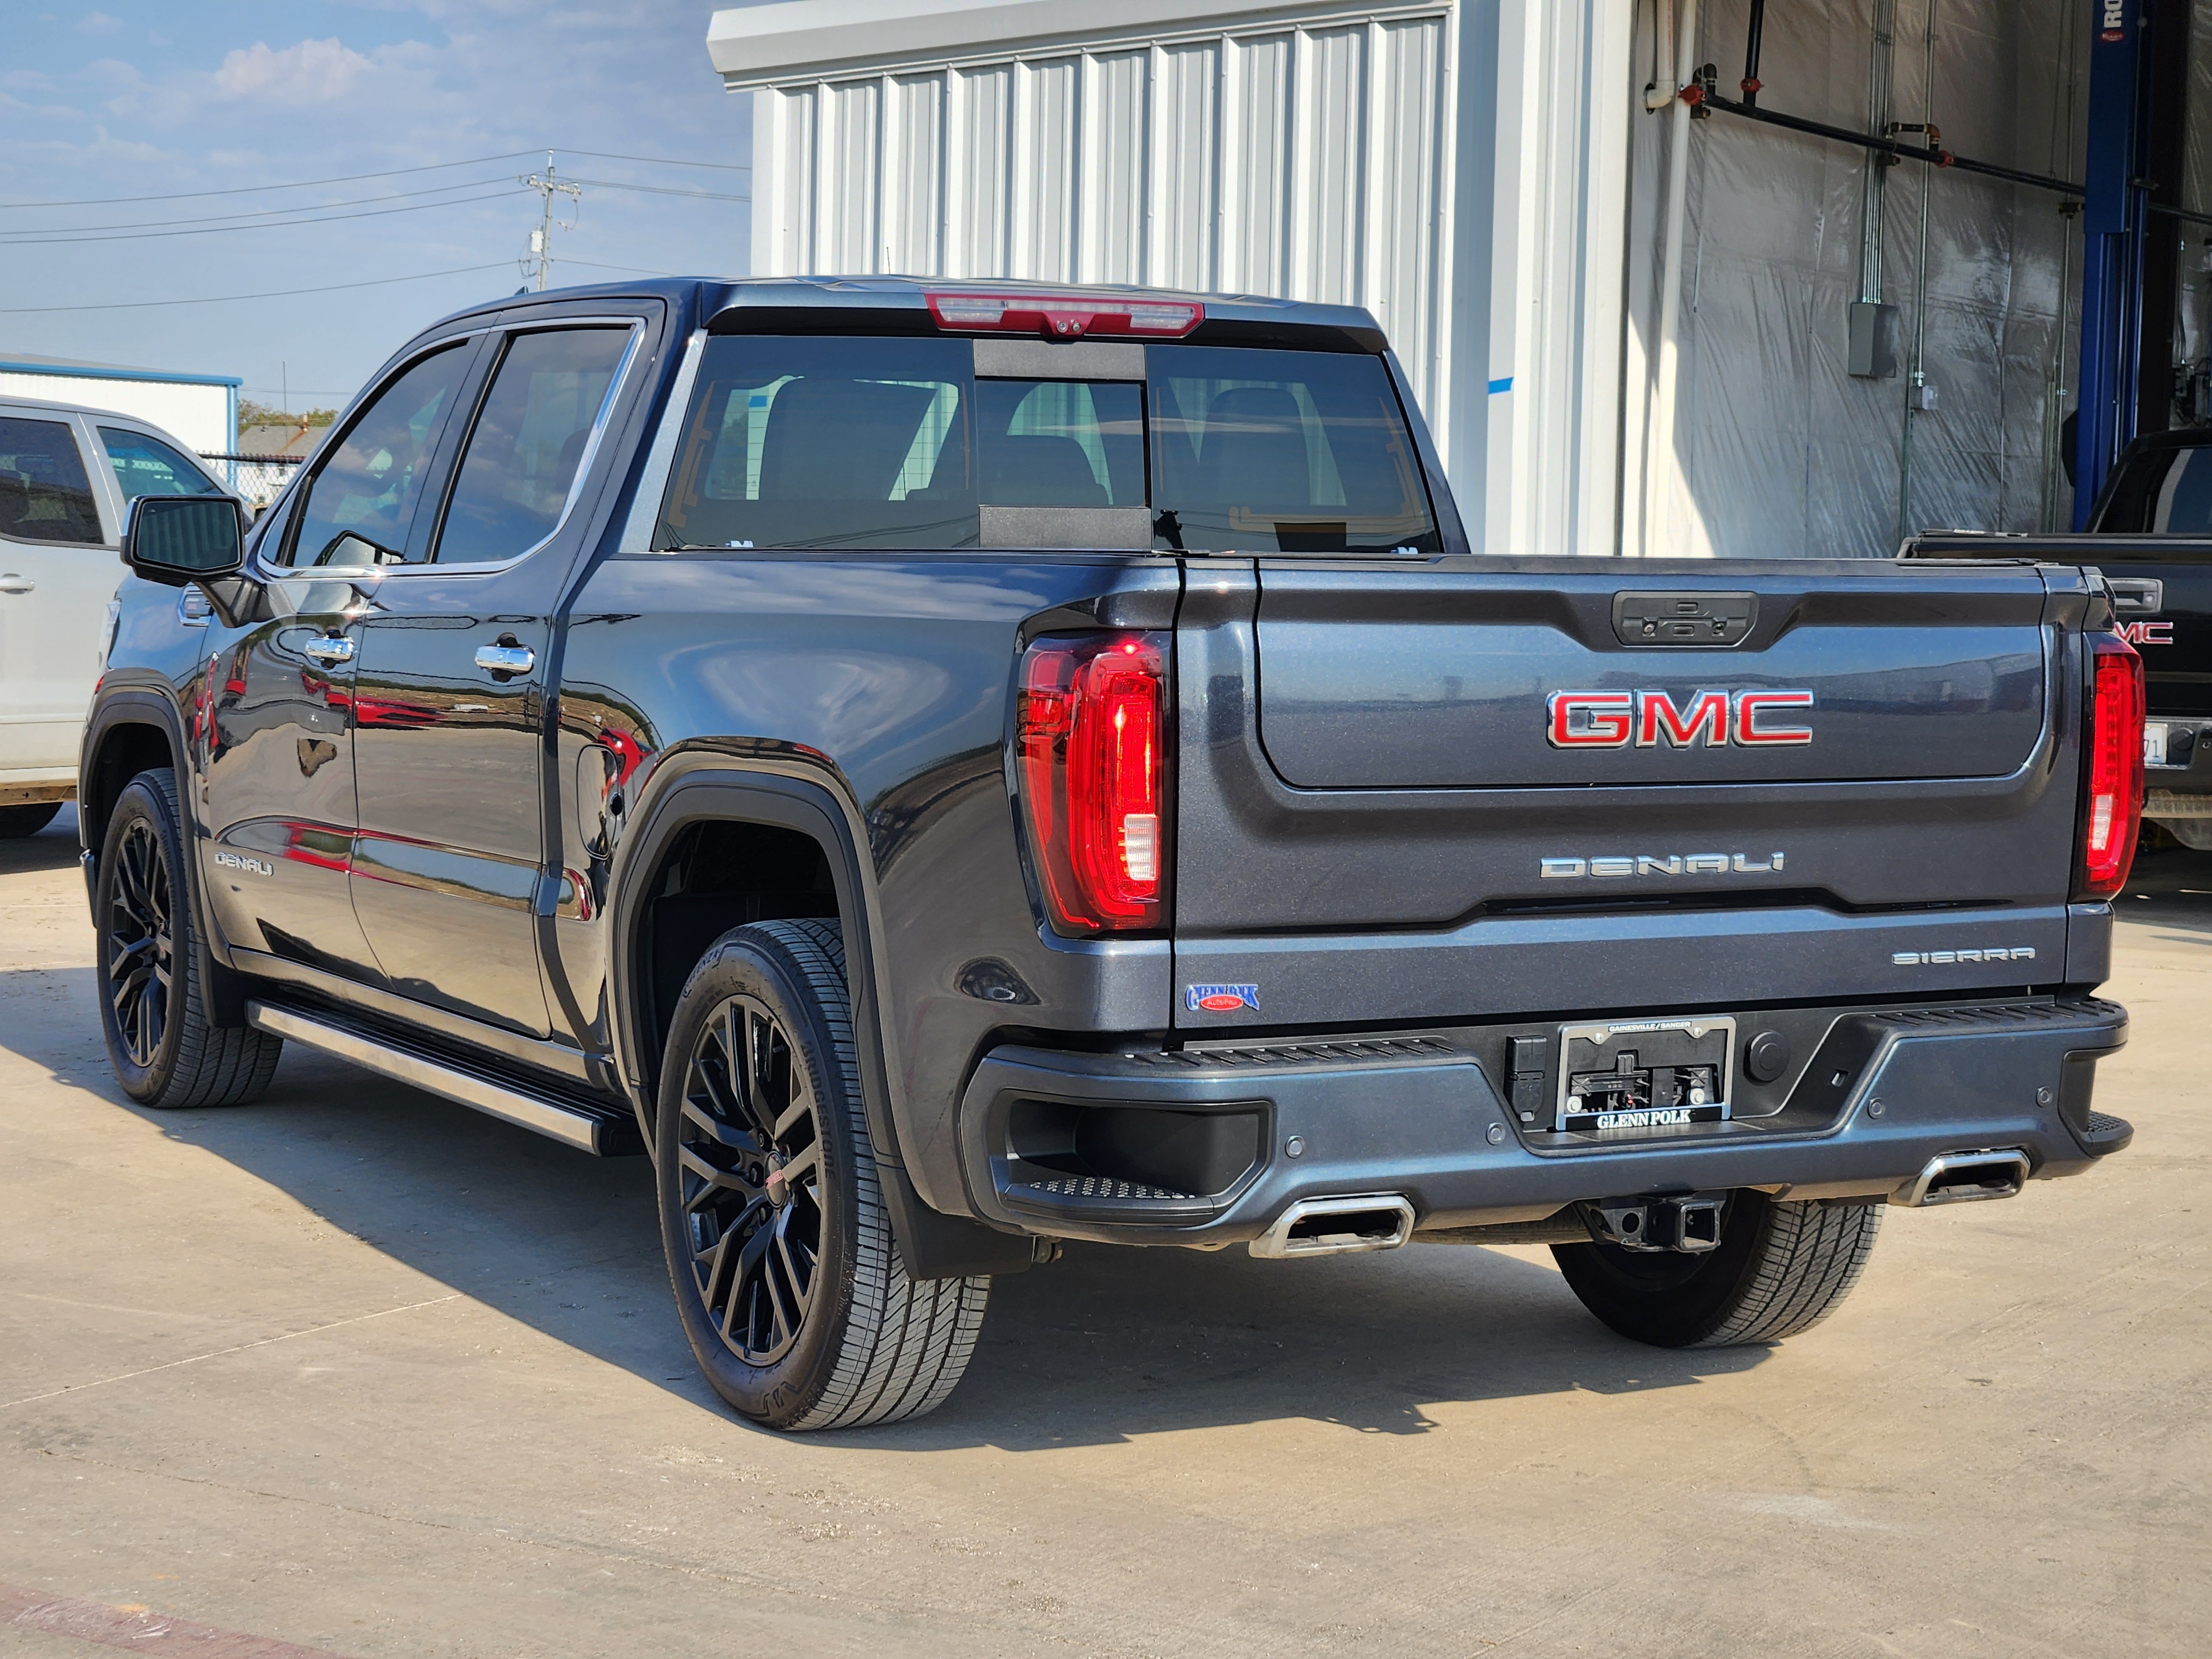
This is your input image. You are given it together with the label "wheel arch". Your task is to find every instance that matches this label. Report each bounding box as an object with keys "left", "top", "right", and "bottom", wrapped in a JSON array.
[{"left": 608, "top": 756, "right": 1032, "bottom": 1282}]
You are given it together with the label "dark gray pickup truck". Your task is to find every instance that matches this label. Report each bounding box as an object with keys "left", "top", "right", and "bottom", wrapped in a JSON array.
[
  {"left": 1910, "top": 426, "right": 2212, "bottom": 849},
  {"left": 84, "top": 278, "right": 2142, "bottom": 1431}
]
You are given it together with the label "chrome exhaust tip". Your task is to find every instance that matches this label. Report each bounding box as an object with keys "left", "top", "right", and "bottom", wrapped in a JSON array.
[
  {"left": 1893, "top": 1149, "right": 2031, "bottom": 1208},
  {"left": 1249, "top": 1194, "right": 1416, "bottom": 1259}
]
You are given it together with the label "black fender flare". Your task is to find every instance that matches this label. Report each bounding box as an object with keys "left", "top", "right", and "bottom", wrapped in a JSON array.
[
  {"left": 80, "top": 687, "right": 251, "bottom": 1027},
  {"left": 609, "top": 754, "right": 1030, "bottom": 1280}
]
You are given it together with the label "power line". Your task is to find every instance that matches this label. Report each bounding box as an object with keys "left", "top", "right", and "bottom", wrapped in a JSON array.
[
  {"left": 0, "top": 152, "right": 543, "bottom": 211},
  {"left": 0, "top": 147, "right": 751, "bottom": 212},
  {"left": 559, "top": 148, "right": 750, "bottom": 175},
  {"left": 566, "top": 176, "right": 750, "bottom": 203},
  {"left": 558, "top": 257, "right": 691, "bottom": 278},
  {"left": 0, "top": 187, "right": 521, "bottom": 246},
  {"left": 0, "top": 262, "right": 516, "bottom": 314},
  {"left": 0, "top": 176, "right": 517, "bottom": 239}
]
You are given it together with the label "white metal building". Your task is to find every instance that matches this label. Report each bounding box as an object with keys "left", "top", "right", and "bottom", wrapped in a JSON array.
[
  {"left": 708, "top": 0, "right": 2096, "bottom": 560},
  {"left": 0, "top": 352, "right": 239, "bottom": 456}
]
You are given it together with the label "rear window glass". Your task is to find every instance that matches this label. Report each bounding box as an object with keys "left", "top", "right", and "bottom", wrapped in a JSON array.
[
  {"left": 1146, "top": 346, "right": 1438, "bottom": 554},
  {"left": 653, "top": 335, "right": 1437, "bottom": 553}
]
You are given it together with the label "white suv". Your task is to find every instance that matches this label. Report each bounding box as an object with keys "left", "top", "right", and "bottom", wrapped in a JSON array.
[{"left": 0, "top": 396, "right": 227, "bottom": 836}]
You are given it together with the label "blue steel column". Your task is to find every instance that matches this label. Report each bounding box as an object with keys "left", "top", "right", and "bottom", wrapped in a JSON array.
[{"left": 2074, "top": 2, "right": 2148, "bottom": 525}]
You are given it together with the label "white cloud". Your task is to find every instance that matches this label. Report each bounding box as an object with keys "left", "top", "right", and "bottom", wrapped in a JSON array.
[
  {"left": 75, "top": 11, "right": 124, "bottom": 35},
  {"left": 210, "top": 38, "right": 374, "bottom": 105}
]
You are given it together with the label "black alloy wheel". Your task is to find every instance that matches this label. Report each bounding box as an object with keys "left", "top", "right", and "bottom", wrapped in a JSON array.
[
  {"left": 93, "top": 769, "right": 283, "bottom": 1110},
  {"left": 677, "top": 993, "right": 825, "bottom": 1367},
  {"left": 654, "top": 919, "right": 990, "bottom": 1431},
  {"left": 106, "top": 814, "right": 175, "bottom": 1069}
]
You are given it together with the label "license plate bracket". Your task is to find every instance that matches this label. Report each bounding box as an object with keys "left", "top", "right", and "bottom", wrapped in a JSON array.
[{"left": 1554, "top": 1016, "right": 1736, "bottom": 1133}]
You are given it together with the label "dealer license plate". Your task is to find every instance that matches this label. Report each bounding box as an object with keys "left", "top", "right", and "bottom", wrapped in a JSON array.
[
  {"left": 1554, "top": 1016, "right": 1736, "bottom": 1133},
  {"left": 2145, "top": 722, "right": 2169, "bottom": 767}
]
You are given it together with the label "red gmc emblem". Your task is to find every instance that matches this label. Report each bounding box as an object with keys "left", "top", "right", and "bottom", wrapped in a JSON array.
[{"left": 1548, "top": 688, "right": 1814, "bottom": 749}]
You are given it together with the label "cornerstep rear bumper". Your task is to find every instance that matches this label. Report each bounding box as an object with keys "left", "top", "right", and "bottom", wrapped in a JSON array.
[{"left": 953, "top": 998, "right": 2130, "bottom": 1246}]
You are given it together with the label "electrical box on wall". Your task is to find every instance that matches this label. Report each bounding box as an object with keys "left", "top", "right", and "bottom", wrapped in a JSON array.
[{"left": 1848, "top": 302, "right": 1898, "bottom": 378}]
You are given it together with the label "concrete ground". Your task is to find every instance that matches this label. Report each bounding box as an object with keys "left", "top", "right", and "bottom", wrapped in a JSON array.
[{"left": 2, "top": 807, "right": 2205, "bottom": 1659}]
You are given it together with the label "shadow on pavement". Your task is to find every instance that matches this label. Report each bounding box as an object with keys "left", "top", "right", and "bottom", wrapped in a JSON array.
[
  {"left": 0, "top": 947, "right": 1768, "bottom": 1448},
  {"left": 0, "top": 805, "right": 81, "bottom": 878},
  {"left": 2117, "top": 837, "right": 2212, "bottom": 936}
]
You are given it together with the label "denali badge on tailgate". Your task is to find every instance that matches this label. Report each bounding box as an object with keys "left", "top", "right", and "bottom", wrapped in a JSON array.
[{"left": 1547, "top": 688, "right": 1814, "bottom": 748}]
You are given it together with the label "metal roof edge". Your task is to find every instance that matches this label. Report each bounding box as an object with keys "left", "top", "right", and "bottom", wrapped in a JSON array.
[
  {"left": 706, "top": 0, "right": 1444, "bottom": 87},
  {"left": 0, "top": 358, "right": 243, "bottom": 389}
]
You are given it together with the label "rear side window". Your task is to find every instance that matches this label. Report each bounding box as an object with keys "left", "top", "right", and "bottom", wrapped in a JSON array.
[
  {"left": 100, "top": 427, "right": 220, "bottom": 504},
  {"left": 283, "top": 342, "right": 470, "bottom": 567},
  {"left": 654, "top": 333, "right": 1436, "bottom": 553},
  {"left": 1147, "top": 346, "right": 1437, "bottom": 554},
  {"left": 0, "top": 416, "right": 103, "bottom": 545},
  {"left": 433, "top": 326, "right": 633, "bottom": 565}
]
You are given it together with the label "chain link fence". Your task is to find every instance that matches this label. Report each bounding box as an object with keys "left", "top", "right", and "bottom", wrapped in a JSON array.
[{"left": 199, "top": 452, "right": 304, "bottom": 512}]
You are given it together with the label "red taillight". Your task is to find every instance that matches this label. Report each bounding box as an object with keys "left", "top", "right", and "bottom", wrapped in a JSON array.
[
  {"left": 1016, "top": 632, "right": 1168, "bottom": 933},
  {"left": 2077, "top": 631, "right": 2145, "bottom": 900},
  {"left": 927, "top": 293, "right": 1203, "bottom": 339}
]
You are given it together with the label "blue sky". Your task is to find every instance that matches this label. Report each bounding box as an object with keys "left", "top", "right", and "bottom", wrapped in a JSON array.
[{"left": 1, "top": 3, "right": 752, "bottom": 418}]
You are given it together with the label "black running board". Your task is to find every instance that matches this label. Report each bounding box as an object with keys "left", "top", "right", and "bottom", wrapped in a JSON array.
[{"left": 246, "top": 1000, "right": 642, "bottom": 1156}]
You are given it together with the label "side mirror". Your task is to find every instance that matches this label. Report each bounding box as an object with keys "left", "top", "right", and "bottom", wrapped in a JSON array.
[{"left": 121, "top": 494, "right": 247, "bottom": 587}]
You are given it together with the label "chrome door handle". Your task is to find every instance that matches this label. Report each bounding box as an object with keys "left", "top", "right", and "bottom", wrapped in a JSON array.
[
  {"left": 301, "top": 635, "right": 356, "bottom": 666},
  {"left": 0, "top": 575, "right": 33, "bottom": 594},
  {"left": 474, "top": 644, "right": 534, "bottom": 676}
]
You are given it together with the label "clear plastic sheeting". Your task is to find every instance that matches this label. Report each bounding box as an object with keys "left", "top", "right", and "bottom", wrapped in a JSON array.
[{"left": 1621, "top": 0, "right": 2089, "bottom": 557}]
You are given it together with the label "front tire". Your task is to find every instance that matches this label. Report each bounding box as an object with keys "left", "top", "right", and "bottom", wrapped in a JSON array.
[
  {"left": 95, "top": 769, "right": 283, "bottom": 1109},
  {"left": 1552, "top": 1191, "right": 1882, "bottom": 1347},
  {"left": 655, "top": 919, "right": 989, "bottom": 1431}
]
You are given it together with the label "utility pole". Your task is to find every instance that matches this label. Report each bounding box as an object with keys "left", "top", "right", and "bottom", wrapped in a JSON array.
[{"left": 519, "top": 153, "right": 582, "bottom": 291}]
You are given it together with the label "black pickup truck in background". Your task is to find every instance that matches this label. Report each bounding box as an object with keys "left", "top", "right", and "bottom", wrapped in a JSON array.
[
  {"left": 84, "top": 278, "right": 2143, "bottom": 1432},
  {"left": 1908, "top": 427, "right": 2212, "bottom": 848}
]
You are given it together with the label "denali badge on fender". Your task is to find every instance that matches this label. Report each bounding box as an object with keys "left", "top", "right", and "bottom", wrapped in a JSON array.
[
  {"left": 1541, "top": 852, "right": 1785, "bottom": 879},
  {"left": 1547, "top": 688, "right": 1814, "bottom": 748}
]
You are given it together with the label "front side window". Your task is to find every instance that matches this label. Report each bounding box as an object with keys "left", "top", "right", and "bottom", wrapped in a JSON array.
[
  {"left": 433, "top": 327, "right": 632, "bottom": 565},
  {"left": 100, "top": 427, "right": 221, "bottom": 504},
  {"left": 0, "top": 416, "right": 103, "bottom": 545},
  {"left": 283, "top": 343, "right": 470, "bottom": 567}
]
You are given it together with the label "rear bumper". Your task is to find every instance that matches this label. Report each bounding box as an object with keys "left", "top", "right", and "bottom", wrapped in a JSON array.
[{"left": 954, "top": 996, "right": 2130, "bottom": 1245}]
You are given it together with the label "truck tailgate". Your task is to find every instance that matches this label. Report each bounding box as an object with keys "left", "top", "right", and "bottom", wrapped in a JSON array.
[{"left": 1172, "top": 558, "right": 2089, "bottom": 1030}]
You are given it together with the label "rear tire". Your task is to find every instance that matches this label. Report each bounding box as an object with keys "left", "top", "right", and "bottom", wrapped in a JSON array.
[
  {"left": 1552, "top": 1190, "right": 1882, "bottom": 1347},
  {"left": 95, "top": 769, "right": 283, "bottom": 1109},
  {"left": 654, "top": 919, "right": 989, "bottom": 1431},
  {"left": 0, "top": 802, "right": 61, "bottom": 838}
]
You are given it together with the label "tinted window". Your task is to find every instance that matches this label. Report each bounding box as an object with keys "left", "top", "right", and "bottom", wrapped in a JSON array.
[
  {"left": 0, "top": 416, "right": 103, "bottom": 545},
  {"left": 657, "top": 336, "right": 1156, "bottom": 551},
  {"left": 284, "top": 343, "right": 469, "bottom": 567},
  {"left": 1147, "top": 346, "right": 1437, "bottom": 553},
  {"left": 434, "top": 327, "right": 631, "bottom": 565},
  {"left": 661, "top": 336, "right": 975, "bottom": 550},
  {"left": 975, "top": 379, "right": 1145, "bottom": 506},
  {"left": 100, "top": 426, "right": 220, "bottom": 503}
]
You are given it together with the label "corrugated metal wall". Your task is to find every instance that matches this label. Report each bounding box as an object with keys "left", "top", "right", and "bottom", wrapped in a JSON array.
[{"left": 748, "top": 6, "right": 1461, "bottom": 443}]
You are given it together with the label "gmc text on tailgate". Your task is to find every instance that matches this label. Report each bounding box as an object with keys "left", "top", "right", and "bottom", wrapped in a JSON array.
[{"left": 83, "top": 278, "right": 2141, "bottom": 1431}]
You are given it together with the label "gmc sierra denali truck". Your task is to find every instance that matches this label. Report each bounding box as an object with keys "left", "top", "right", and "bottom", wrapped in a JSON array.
[
  {"left": 85, "top": 278, "right": 2141, "bottom": 1432},
  {"left": 1908, "top": 426, "right": 2212, "bottom": 849}
]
